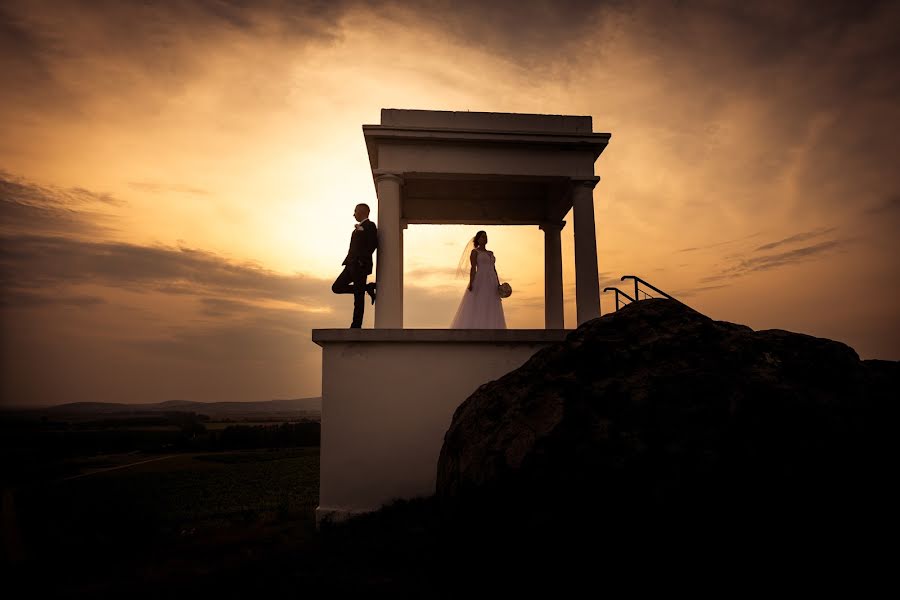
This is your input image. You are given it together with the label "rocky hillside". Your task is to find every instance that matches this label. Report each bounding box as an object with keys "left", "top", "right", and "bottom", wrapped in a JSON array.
[{"left": 437, "top": 299, "right": 896, "bottom": 539}]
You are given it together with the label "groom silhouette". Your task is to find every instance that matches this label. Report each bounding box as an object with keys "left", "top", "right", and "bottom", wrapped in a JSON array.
[{"left": 331, "top": 203, "right": 377, "bottom": 328}]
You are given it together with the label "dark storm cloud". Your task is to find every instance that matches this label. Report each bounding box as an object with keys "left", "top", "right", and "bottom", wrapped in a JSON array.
[
  {"left": 864, "top": 194, "right": 900, "bottom": 216},
  {"left": 1, "top": 171, "right": 123, "bottom": 208},
  {"left": 5, "top": 0, "right": 898, "bottom": 121},
  {"left": 392, "top": 0, "right": 617, "bottom": 66},
  {"left": 1, "top": 173, "right": 363, "bottom": 406},
  {"left": 4, "top": 0, "right": 898, "bottom": 80},
  {"left": 0, "top": 170, "right": 337, "bottom": 310},
  {"left": 678, "top": 233, "right": 763, "bottom": 254},
  {"left": 644, "top": 1, "right": 888, "bottom": 62},
  {"left": 0, "top": 3, "right": 63, "bottom": 106},
  {"left": 393, "top": 0, "right": 900, "bottom": 97},
  {"left": 0, "top": 0, "right": 359, "bottom": 117},
  {"left": 0, "top": 171, "right": 122, "bottom": 238},
  {"left": 198, "top": 297, "right": 259, "bottom": 317},
  {"left": 701, "top": 239, "right": 846, "bottom": 283},
  {"left": 0, "top": 202, "right": 446, "bottom": 323},
  {"left": 0, "top": 176, "right": 363, "bottom": 405},
  {"left": 0, "top": 289, "right": 106, "bottom": 308},
  {"left": 754, "top": 227, "right": 836, "bottom": 252},
  {"left": 0, "top": 199, "right": 111, "bottom": 239},
  {"left": 736, "top": 239, "right": 846, "bottom": 273},
  {"left": 0, "top": 0, "right": 356, "bottom": 58},
  {"left": 0, "top": 0, "right": 612, "bottom": 75},
  {"left": 0, "top": 0, "right": 465, "bottom": 121},
  {"left": 0, "top": 233, "right": 331, "bottom": 306}
]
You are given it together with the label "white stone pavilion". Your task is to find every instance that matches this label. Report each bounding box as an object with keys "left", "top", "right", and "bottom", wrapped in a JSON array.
[{"left": 313, "top": 109, "right": 610, "bottom": 523}]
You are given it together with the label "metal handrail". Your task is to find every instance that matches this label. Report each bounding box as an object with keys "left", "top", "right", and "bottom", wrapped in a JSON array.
[
  {"left": 602, "top": 287, "right": 635, "bottom": 311},
  {"left": 620, "top": 275, "right": 683, "bottom": 303},
  {"left": 602, "top": 275, "right": 688, "bottom": 312}
]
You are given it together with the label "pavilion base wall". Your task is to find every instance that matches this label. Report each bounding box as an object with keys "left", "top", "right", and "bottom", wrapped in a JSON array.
[{"left": 312, "top": 329, "right": 568, "bottom": 526}]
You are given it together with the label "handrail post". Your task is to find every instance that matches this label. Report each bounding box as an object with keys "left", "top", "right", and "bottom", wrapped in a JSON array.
[
  {"left": 603, "top": 286, "right": 637, "bottom": 312},
  {"left": 619, "top": 275, "right": 687, "bottom": 308}
]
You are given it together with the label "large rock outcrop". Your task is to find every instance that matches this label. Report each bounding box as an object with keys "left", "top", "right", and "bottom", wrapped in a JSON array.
[{"left": 436, "top": 299, "right": 895, "bottom": 533}]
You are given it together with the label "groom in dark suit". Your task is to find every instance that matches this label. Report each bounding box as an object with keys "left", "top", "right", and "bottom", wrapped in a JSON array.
[{"left": 331, "top": 203, "right": 377, "bottom": 328}]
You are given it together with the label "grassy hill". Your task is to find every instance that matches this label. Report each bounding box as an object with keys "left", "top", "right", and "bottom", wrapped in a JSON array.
[{"left": 13, "top": 397, "right": 321, "bottom": 420}]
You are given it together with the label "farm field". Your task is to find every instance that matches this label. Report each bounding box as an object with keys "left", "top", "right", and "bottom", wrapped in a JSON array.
[{"left": 7, "top": 447, "right": 322, "bottom": 594}]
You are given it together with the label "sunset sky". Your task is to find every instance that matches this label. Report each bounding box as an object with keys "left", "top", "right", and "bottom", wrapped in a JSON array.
[{"left": 2, "top": 0, "right": 898, "bottom": 406}]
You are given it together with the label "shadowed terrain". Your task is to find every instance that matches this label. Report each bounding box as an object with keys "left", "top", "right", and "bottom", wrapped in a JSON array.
[{"left": 2, "top": 301, "right": 895, "bottom": 595}]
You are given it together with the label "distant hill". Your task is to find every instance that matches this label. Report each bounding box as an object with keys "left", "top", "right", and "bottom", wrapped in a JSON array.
[{"left": 31, "top": 398, "right": 321, "bottom": 419}]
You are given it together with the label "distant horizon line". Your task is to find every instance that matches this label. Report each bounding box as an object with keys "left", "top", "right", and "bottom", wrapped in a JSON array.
[{"left": 0, "top": 396, "right": 323, "bottom": 411}]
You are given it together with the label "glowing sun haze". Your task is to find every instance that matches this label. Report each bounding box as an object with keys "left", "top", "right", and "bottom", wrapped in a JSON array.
[{"left": 2, "top": 0, "right": 898, "bottom": 406}]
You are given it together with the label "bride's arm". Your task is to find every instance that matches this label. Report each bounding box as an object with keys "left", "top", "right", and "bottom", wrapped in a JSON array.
[{"left": 467, "top": 249, "right": 477, "bottom": 291}]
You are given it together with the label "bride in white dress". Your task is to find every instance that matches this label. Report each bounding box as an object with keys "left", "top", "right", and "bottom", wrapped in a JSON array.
[{"left": 450, "top": 230, "right": 507, "bottom": 329}]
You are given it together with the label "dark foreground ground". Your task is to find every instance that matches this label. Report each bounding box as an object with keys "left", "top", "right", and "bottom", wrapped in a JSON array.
[
  {"left": 2, "top": 446, "right": 481, "bottom": 597},
  {"left": 3, "top": 443, "right": 891, "bottom": 598},
  {"left": 3, "top": 448, "right": 325, "bottom": 595}
]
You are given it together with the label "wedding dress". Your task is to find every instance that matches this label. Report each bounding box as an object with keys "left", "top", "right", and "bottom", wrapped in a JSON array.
[{"left": 450, "top": 249, "right": 507, "bottom": 329}]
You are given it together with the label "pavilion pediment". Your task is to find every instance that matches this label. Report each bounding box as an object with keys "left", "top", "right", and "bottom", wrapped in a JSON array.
[{"left": 399, "top": 174, "right": 571, "bottom": 225}]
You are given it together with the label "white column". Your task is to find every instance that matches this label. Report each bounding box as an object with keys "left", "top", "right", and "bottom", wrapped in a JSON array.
[
  {"left": 374, "top": 172, "right": 403, "bottom": 328},
  {"left": 539, "top": 221, "right": 565, "bottom": 329},
  {"left": 572, "top": 178, "right": 601, "bottom": 325},
  {"left": 400, "top": 220, "right": 407, "bottom": 308}
]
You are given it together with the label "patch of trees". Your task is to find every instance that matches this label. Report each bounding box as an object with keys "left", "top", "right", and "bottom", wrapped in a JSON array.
[
  {"left": 73, "top": 411, "right": 212, "bottom": 430},
  {"left": 208, "top": 421, "right": 320, "bottom": 450},
  {"left": 0, "top": 413, "right": 319, "bottom": 462}
]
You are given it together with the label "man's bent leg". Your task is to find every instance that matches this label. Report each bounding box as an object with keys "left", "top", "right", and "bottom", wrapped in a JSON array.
[
  {"left": 351, "top": 272, "right": 367, "bottom": 328},
  {"left": 332, "top": 266, "right": 356, "bottom": 294},
  {"left": 334, "top": 265, "right": 366, "bottom": 328}
]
